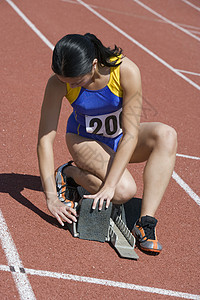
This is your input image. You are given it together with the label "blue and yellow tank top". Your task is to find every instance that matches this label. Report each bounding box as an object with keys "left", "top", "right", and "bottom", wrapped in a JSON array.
[{"left": 65, "top": 56, "right": 123, "bottom": 139}]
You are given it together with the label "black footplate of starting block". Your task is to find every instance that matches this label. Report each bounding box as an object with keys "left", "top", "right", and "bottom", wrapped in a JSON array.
[
  {"left": 77, "top": 198, "right": 112, "bottom": 242},
  {"left": 67, "top": 187, "right": 139, "bottom": 259}
]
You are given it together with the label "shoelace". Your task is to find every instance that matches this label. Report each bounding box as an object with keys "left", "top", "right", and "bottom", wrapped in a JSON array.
[
  {"left": 58, "top": 183, "right": 77, "bottom": 193},
  {"left": 139, "top": 223, "right": 156, "bottom": 241},
  {"left": 58, "top": 183, "right": 79, "bottom": 201}
]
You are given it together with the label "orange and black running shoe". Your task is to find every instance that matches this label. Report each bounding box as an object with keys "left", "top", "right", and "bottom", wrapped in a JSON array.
[
  {"left": 55, "top": 161, "right": 80, "bottom": 208},
  {"left": 132, "top": 215, "right": 162, "bottom": 254}
]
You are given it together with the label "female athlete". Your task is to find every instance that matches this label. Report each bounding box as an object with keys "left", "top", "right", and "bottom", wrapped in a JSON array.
[{"left": 37, "top": 33, "right": 177, "bottom": 253}]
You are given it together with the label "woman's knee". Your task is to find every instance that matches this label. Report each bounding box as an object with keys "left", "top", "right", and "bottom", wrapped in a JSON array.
[
  {"left": 154, "top": 124, "right": 178, "bottom": 155},
  {"left": 114, "top": 176, "right": 137, "bottom": 203}
]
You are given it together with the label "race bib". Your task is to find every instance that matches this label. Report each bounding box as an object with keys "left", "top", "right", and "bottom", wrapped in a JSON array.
[{"left": 85, "top": 108, "right": 122, "bottom": 138}]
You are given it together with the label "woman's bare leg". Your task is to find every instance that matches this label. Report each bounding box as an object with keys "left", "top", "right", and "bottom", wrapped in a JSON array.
[
  {"left": 65, "top": 122, "right": 177, "bottom": 215},
  {"left": 130, "top": 122, "right": 177, "bottom": 219},
  {"left": 65, "top": 133, "right": 137, "bottom": 204},
  {"left": 64, "top": 123, "right": 177, "bottom": 253}
]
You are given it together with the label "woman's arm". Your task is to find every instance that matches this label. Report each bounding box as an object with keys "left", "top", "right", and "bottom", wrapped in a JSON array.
[
  {"left": 87, "top": 57, "right": 142, "bottom": 208},
  {"left": 37, "top": 75, "right": 77, "bottom": 225},
  {"left": 105, "top": 58, "right": 142, "bottom": 186}
]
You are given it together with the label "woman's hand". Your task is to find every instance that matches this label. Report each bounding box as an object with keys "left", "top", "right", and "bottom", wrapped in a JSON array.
[
  {"left": 84, "top": 185, "right": 115, "bottom": 210},
  {"left": 47, "top": 198, "right": 78, "bottom": 226}
]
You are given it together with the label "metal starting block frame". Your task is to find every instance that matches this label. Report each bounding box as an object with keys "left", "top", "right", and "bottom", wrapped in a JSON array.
[
  {"left": 107, "top": 216, "right": 139, "bottom": 260},
  {"left": 67, "top": 198, "right": 139, "bottom": 260}
]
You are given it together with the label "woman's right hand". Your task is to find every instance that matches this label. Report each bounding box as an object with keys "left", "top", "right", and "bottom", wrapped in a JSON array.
[{"left": 46, "top": 198, "right": 78, "bottom": 226}]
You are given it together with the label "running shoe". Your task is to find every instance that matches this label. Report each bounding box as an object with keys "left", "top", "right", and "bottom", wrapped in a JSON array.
[
  {"left": 132, "top": 215, "right": 162, "bottom": 253},
  {"left": 55, "top": 161, "right": 80, "bottom": 208}
]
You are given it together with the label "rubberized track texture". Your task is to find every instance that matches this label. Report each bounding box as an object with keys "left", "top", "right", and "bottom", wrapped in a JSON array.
[{"left": 1, "top": 0, "right": 200, "bottom": 299}]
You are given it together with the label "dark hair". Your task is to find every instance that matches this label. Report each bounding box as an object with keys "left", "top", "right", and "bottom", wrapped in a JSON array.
[{"left": 52, "top": 33, "right": 123, "bottom": 77}]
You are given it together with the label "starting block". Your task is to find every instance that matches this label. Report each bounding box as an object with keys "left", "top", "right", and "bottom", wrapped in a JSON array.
[{"left": 67, "top": 194, "right": 139, "bottom": 260}]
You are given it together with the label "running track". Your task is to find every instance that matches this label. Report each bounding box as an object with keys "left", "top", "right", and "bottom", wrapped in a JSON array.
[{"left": 0, "top": 0, "right": 200, "bottom": 299}]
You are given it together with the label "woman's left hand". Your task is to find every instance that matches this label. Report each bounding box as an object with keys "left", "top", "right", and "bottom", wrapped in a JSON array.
[{"left": 83, "top": 185, "right": 115, "bottom": 210}]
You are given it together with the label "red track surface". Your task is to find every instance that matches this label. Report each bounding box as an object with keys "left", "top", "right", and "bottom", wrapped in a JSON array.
[{"left": 1, "top": 0, "right": 200, "bottom": 299}]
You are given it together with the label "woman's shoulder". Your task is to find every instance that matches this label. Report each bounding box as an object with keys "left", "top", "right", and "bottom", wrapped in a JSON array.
[
  {"left": 44, "top": 74, "right": 67, "bottom": 103},
  {"left": 120, "top": 57, "right": 140, "bottom": 75},
  {"left": 47, "top": 74, "right": 66, "bottom": 91},
  {"left": 120, "top": 57, "right": 141, "bottom": 89}
]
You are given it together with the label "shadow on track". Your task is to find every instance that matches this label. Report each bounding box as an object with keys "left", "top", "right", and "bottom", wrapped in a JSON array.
[
  {"left": 0, "top": 173, "right": 62, "bottom": 228},
  {"left": 0, "top": 173, "right": 142, "bottom": 231}
]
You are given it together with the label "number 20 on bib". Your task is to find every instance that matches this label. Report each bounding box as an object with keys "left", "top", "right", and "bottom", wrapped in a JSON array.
[{"left": 85, "top": 108, "right": 122, "bottom": 138}]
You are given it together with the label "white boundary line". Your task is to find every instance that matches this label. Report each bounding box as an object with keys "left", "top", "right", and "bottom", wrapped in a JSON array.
[
  {"left": 1, "top": 1, "right": 200, "bottom": 297},
  {"left": 176, "top": 153, "right": 200, "bottom": 160},
  {"left": 76, "top": 0, "right": 200, "bottom": 206},
  {"left": 62, "top": 0, "right": 200, "bottom": 32},
  {"left": 0, "top": 265, "right": 199, "bottom": 299},
  {"left": 62, "top": 0, "right": 200, "bottom": 36},
  {"left": 76, "top": 0, "right": 200, "bottom": 91},
  {"left": 0, "top": 210, "right": 36, "bottom": 300},
  {"left": 190, "top": 30, "right": 200, "bottom": 35},
  {"left": 5, "top": 0, "right": 200, "bottom": 91},
  {"left": 176, "top": 69, "right": 200, "bottom": 77},
  {"left": 172, "top": 171, "right": 200, "bottom": 206},
  {"left": 179, "top": 24, "right": 200, "bottom": 30},
  {"left": 181, "top": 0, "right": 200, "bottom": 12},
  {"left": 4, "top": 0, "right": 200, "bottom": 205},
  {"left": 132, "top": 0, "right": 200, "bottom": 42},
  {"left": 5, "top": 0, "right": 54, "bottom": 50}
]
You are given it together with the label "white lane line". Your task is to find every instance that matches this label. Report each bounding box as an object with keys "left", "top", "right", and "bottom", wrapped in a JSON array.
[
  {"left": 0, "top": 264, "right": 10, "bottom": 272},
  {"left": 3, "top": 0, "right": 199, "bottom": 296},
  {"left": 176, "top": 70, "right": 200, "bottom": 76},
  {"left": 77, "top": 0, "right": 200, "bottom": 91},
  {"left": 62, "top": 0, "right": 200, "bottom": 31},
  {"left": 5, "top": 0, "right": 200, "bottom": 203},
  {"left": 181, "top": 0, "right": 200, "bottom": 12},
  {"left": 172, "top": 171, "right": 200, "bottom": 206},
  {"left": 5, "top": 0, "right": 200, "bottom": 91},
  {"left": 178, "top": 24, "right": 200, "bottom": 30},
  {"left": 5, "top": 0, "right": 54, "bottom": 50},
  {"left": 0, "top": 265, "right": 199, "bottom": 299},
  {"left": 190, "top": 30, "right": 200, "bottom": 35},
  {"left": 176, "top": 153, "right": 200, "bottom": 160},
  {"left": 0, "top": 210, "right": 36, "bottom": 300},
  {"left": 132, "top": 0, "right": 200, "bottom": 42}
]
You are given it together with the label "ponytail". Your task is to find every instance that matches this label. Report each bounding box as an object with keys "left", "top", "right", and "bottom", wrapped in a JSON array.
[{"left": 84, "top": 33, "right": 123, "bottom": 67}]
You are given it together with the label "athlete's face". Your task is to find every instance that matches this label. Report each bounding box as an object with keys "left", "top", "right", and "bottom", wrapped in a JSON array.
[
  {"left": 57, "top": 73, "right": 93, "bottom": 88},
  {"left": 56, "top": 59, "right": 98, "bottom": 88}
]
